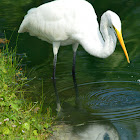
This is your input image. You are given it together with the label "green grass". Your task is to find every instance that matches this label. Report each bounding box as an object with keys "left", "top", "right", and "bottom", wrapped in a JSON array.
[{"left": 0, "top": 37, "right": 55, "bottom": 139}]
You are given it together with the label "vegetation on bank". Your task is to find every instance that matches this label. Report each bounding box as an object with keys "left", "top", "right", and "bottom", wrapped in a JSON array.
[{"left": 0, "top": 37, "right": 55, "bottom": 139}]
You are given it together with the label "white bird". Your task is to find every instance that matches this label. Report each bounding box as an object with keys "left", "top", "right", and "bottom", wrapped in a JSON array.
[{"left": 18, "top": 0, "right": 130, "bottom": 110}]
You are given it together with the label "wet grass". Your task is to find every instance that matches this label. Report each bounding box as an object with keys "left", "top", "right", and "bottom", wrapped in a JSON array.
[{"left": 0, "top": 37, "right": 55, "bottom": 139}]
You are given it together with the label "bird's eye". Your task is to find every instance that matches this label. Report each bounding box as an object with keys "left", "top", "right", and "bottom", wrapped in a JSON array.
[{"left": 109, "top": 26, "right": 112, "bottom": 29}]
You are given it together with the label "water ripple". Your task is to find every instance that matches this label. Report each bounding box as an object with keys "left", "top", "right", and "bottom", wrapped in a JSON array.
[{"left": 81, "top": 81, "right": 140, "bottom": 122}]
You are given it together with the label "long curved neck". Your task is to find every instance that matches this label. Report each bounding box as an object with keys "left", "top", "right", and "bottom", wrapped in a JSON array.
[{"left": 79, "top": 14, "right": 117, "bottom": 58}]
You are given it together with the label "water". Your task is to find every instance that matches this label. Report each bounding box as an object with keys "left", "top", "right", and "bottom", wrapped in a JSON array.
[{"left": 0, "top": 0, "right": 140, "bottom": 139}]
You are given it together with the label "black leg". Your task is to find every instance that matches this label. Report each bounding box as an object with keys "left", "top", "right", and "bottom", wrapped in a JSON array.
[
  {"left": 72, "top": 52, "right": 76, "bottom": 76},
  {"left": 53, "top": 54, "right": 61, "bottom": 111},
  {"left": 72, "top": 52, "right": 79, "bottom": 106}
]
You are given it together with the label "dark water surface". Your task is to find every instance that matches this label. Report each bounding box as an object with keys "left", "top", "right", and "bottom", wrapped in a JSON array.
[{"left": 0, "top": 0, "right": 140, "bottom": 139}]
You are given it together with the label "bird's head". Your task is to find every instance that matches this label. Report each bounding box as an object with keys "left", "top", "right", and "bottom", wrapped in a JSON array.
[{"left": 104, "top": 10, "right": 130, "bottom": 63}]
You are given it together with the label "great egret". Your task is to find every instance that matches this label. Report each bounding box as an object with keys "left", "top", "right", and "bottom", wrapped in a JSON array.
[{"left": 18, "top": 0, "right": 130, "bottom": 110}]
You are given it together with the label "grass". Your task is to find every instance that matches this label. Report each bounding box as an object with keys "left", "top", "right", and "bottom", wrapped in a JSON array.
[{"left": 0, "top": 36, "right": 55, "bottom": 139}]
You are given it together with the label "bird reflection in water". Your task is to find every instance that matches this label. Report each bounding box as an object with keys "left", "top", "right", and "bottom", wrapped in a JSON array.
[
  {"left": 53, "top": 67, "right": 119, "bottom": 140},
  {"left": 51, "top": 94, "right": 120, "bottom": 140}
]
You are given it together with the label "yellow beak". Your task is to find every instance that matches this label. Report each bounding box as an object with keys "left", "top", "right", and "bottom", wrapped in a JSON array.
[{"left": 114, "top": 27, "right": 130, "bottom": 63}]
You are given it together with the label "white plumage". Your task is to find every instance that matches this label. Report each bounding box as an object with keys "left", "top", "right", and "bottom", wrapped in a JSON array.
[
  {"left": 18, "top": 0, "right": 129, "bottom": 60},
  {"left": 18, "top": 0, "right": 130, "bottom": 110}
]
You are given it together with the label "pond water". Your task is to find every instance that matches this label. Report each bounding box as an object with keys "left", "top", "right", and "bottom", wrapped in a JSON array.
[{"left": 0, "top": 0, "right": 140, "bottom": 139}]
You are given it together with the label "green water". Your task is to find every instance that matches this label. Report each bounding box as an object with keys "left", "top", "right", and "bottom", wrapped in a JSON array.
[{"left": 0, "top": 0, "right": 140, "bottom": 139}]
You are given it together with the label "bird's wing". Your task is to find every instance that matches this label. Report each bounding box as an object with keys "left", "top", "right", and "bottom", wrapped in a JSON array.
[{"left": 19, "top": 0, "right": 98, "bottom": 42}]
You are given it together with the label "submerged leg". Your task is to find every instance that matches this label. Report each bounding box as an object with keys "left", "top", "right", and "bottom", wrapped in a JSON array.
[
  {"left": 53, "top": 42, "right": 61, "bottom": 111},
  {"left": 72, "top": 43, "right": 79, "bottom": 106}
]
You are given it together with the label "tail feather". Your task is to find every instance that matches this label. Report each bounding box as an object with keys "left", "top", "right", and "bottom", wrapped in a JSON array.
[
  {"left": 18, "top": 8, "right": 37, "bottom": 33},
  {"left": 18, "top": 23, "right": 25, "bottom": 33},
  {"left": 18, "top": 17, "right": 28, "bottom": 33}
]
